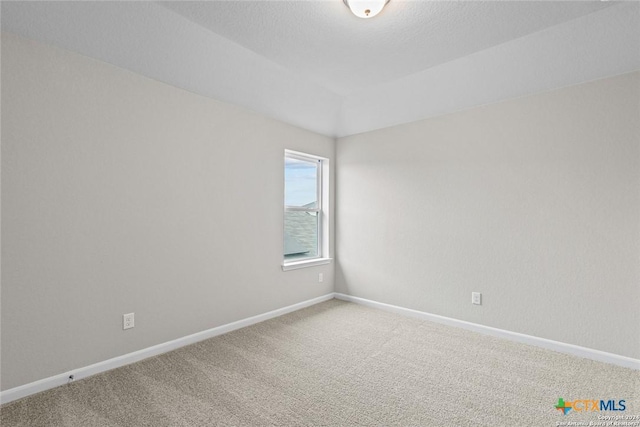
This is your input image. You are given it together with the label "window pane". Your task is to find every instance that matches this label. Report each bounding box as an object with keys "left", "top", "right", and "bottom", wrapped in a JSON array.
[
  {"left": 284, "top": 210, "right": 318, "bottom": 260},
  {"left": 285, "top": 157, "right": 318, "bottom": 208}
]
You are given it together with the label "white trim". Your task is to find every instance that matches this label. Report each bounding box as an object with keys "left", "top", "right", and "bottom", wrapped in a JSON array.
[
  {"left": 0, "top": 293, "right": 336, "bottom": 405},
  {"left": 5, "top": 292, "right": 635, "bottom": 405},
  {"left": 334, "top": 293, "right": 640, "bottom": 371},
  {"left": 285, "top": 206, "right": 320, "bottom": 212},
  {"left": 284, "top": 149, "right": 326, "bottom": 162},
  {"left": 282, "top": 257, "right": 333, "bottom": 271},
  {"left": 283, "top": 149, "right": 330, "bottom": 265}
]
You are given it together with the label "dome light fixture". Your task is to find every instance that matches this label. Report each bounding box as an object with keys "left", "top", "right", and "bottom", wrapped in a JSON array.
[{"left": 343, "top": 0, "right": 390, "bottom": 19}]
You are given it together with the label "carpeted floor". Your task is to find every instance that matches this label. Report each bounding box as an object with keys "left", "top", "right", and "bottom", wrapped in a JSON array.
[{"left": 1, "top": 299, "right": 638, "bottom": 426}]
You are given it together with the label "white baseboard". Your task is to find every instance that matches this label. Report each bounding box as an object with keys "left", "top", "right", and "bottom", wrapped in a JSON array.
[
  {"left": 0, "top": 293, "right": 336, "bottom": 405},
  {"left": 334, "top": 293, "right": 640, "bottom": 371},
  {"left": 4, "top": 292, "right": 636, "bottom": 405}
]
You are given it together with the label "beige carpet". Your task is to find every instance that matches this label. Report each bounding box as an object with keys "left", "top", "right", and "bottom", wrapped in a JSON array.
[{"left": 1, "top": 299, "right": 638, "bottom": 426}]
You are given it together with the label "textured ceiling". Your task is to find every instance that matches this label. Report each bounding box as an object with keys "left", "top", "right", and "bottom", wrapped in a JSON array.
[
  {"left": 160, "top": 1, "right": 611, "bottom": 96},
  {"left": 2, "top": 1, "right": 639, "bottom": 137}
]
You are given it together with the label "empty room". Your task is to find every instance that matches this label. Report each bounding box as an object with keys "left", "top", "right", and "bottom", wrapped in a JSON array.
[{"left": 1, "top": 1, "right": 639, "bottom": 426}]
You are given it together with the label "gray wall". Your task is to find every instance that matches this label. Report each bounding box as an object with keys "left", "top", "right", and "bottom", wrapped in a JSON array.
[
  {"left": 336, "top": 72, "right": 640, "bottom": 359},
  {"left": 1, "top": 33, "right": 335, "bottom": 390},
  {"left": 2, "top": 29, "right": 639, "bottom": 393}
]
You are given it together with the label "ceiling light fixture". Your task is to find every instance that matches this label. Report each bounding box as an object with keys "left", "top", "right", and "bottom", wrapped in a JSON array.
[{"left": 343, "top": 0, "right": 390, "bottom": 19}]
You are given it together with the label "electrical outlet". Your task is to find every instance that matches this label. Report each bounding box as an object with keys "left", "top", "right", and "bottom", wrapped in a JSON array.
[
  {"left": 319, "top": 273, "right": 323, "bottom": 283},
  {"left": 123, "top": 313, "right": 135, "bottom": 330},
  {"left": 472, "top": 292, "right": 482, "bottom": 305}
]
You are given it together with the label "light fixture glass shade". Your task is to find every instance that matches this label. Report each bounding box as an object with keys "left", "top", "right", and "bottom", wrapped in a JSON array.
[{"left": 343, "top": 0, "right": 389, "bottom": 19}]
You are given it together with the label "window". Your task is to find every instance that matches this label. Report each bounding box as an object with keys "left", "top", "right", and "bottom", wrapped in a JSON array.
[{"left": 283, "top": 150, "right": 330, "bottom": 270}]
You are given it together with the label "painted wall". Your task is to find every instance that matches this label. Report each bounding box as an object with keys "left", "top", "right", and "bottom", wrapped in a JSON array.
[
  {"left": 336, "top": 72, "right": 640, "bottom": 359},
  {"left": 1, "top": 33, "right": 335, "bottom": 390}
]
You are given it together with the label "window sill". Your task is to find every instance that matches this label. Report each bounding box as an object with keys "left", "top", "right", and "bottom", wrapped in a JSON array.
[{"left": 282, "top": 258, "right": 333, "bottom": 271}]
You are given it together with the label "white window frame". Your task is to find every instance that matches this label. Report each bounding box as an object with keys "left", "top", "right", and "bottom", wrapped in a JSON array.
[{"left": 283, "top": 150, "right": 331, "bottom": 271}]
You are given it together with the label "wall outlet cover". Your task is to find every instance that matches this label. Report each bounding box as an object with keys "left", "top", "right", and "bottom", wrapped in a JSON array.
[
  {"left": 472, "top": 292, "right": 482, "bottom": 305},
  {"left": 123, "top": 313, "right": 135, "bottom": 330}
]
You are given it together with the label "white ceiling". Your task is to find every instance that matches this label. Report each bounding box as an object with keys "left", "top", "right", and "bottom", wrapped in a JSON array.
[
  {"left": 160, "top": 1, "right": 611, "bottom": 96},
  {"left": 2, "top": 1, "right": 639, "bottom": 137}
]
